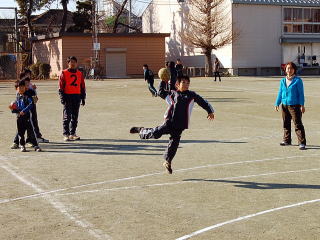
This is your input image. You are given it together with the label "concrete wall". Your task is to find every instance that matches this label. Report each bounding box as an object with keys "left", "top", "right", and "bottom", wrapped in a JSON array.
[
  {"left": 32, "top": 38, "right": 63, "bottom": 77},
  {"left": 232, "top": 4, "right": 282, "bottom": 68}
]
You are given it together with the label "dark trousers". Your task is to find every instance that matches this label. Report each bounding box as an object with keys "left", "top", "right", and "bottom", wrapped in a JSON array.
[
  {"left": 281, "top": 104, "right": 306, "bottom": 145},
  {"left": 214, "top": 71, "right": 221, "bottom": 81},
  {"left": 147, "top": 80, "right": 157, "bottom": 96},
  {"left": 16, "top": 114, "right": 38, "bottom": 146},
  {"left": 139, "top": 122, "right": 183, "bottom": 163},
  {"left": 63, "top": 95, "right": 81, "bottom": 136},
  {"left": 14, "top": 104, "right": 42, "bottom": 144}
]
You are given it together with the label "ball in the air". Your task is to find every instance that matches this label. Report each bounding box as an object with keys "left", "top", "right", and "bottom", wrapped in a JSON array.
[{"left": 158, "top": 68, "right": 170, "bottom": 82}]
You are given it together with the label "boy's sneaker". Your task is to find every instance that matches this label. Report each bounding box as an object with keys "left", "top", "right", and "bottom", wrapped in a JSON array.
[
  {"left": 280, "top": 142, "right": 291, "bottom": 146},
  {"left": 11, "top": 143, "right": 19, "bottom": 149},
  {"left": 20, "top": 145, "right": 26, "bottom": 152},
  {"left": 69, "top": 135, "right": 80, "bottom": 141},
  {"left": 163, "top": 161, "right": 173, "bottom": 174},
  {"left": 130, "top": 127, "right": 143, "bottom": 134},
  {"left": 299, "top": 144, "right": 306, "bottom": 150},
  {"left": 34, "top": 146, "right": 42, "bottom": 152},
  {"left": 63, "top": 135, "right": 70, "bottom": 141},
  {"left": 37, "top": 137, "right": 49, "bottom": 143},
  {"left": 26, "top": 142, "right": 35, "bottom": 148}
]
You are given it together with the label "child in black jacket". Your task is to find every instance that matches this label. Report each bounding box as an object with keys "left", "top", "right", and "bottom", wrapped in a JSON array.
[{"left": 130, "top": 75, "right": 214, "bottom": 174}]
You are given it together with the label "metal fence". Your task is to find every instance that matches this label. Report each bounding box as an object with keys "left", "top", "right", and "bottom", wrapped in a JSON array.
[{"left": 0, "top": 52, "right": 24, "bottom": 80}]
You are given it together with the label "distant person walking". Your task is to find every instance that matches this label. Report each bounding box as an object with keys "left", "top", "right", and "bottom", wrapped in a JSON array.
[
  {"left": 275, "top": 62, "right": 306, "bottom": 150},
  {"left": 214, "top": 58, "right": 221, "bottom": 82},
  {"left": 175, "top": 59, "right": 184, "bottom": 78},
  {"left": 143, "top": 64, "right": 157, "bottom": 97},
  {"left": 169, "top": 61, "right": 177, "bottom": 91}
]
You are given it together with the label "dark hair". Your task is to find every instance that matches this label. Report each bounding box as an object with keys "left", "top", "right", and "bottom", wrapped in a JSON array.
[
  {"left": 15, "top": 79, "right": 26, "bottom": 88},
  {"left": 20, "top": 68, "right": 32, "bottom": 79},
  {"left": 19, "top": 72, "right": 25, "bottom": 79},
  {"left": 177, "top": 58, "right": 181, "bottom": 61},
  {"left": 177, "top": 75, "right": 190, "bottom": 83},
  {"left": 165, "top": 61, "right": 169, "bottom": 67},
  {"left": 24, "top": 69, "right": 32, "bottom": 75},
  {"left": 67, "top": 56, "right": 78, "bottom": 63},
  {"left": 285, "top": 62, "right": 297, "bottom": 74},
  {"left": 143, "top": 64, "right": 148, "bottom": 68},
  {"left": 169, "top": 61, "right": 175, "bottom": 68},
  {"left": 23, "top": 77, "right": 31, "bottom": 82}
]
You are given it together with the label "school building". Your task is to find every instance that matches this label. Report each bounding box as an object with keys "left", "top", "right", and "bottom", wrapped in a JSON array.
[
  {"left": 142, "top": 0, "right": 320, "bottom": 75},
  {"left": 32, "top": 32, "right": 169, "bottom": 78}
]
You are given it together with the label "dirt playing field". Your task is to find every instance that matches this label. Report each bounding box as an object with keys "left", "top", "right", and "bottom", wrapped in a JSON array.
[{"left": 0, "top": 76, "right": 319, "bottom": 240}]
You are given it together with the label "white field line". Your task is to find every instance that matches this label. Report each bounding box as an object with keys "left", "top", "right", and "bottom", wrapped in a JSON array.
[
  {"left": 1, "top": 167, "right": 319, "bottom": 204},
  {"left": 1, "top": 154, "right": 319, "bottom": 205},
  {"left": 55, "top": 168, "right": 320, "bottom": 197},
  {"left": 0, "top": 162, "right": 111, "bottom": 240},
  {"left": 175, "top": 198, "right": 320, "bottom": 240}
]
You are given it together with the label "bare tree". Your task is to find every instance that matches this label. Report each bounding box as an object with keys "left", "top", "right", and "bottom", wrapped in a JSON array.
[{"left": 181, "top": 0, "right": 235, "bottom": 76}]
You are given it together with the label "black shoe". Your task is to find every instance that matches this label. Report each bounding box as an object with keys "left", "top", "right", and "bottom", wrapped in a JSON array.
[
  {"left": 163, "top": 161, "right": 173, "bottom": 174},
  {"left": 280, "top": 142, "right": 291, "bottom": 146},
  {"left": 130, "top": 127, "right": 143, "bottom": 134}
]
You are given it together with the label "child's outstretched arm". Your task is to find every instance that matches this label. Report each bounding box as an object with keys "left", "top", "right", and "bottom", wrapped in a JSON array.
[{"left": 194, "top": 93, "right": 215, "bottom": 120}]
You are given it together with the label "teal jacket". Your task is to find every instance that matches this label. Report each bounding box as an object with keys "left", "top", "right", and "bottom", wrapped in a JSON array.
[{"left": 275, "top": 76, "right": 305, "bottom": 106}]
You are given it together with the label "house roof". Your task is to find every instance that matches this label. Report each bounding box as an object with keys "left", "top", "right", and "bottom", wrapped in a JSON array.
[
  {"left": 232, "top": 0, "right": 320, "bottom": 7},
  {"left": 19, "top": 9, "right": 73, "bottom": 26}
]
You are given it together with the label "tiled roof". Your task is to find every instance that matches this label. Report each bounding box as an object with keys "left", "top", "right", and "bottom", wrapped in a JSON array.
[{"left": 232, "top": 0, "right": 320, "bottom": 7}]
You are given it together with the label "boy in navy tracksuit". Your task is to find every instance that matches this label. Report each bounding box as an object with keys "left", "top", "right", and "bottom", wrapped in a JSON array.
[
  {"left": 130, "top": 75, "right": 215, "bottom": 174},
  {"left": 11, "top": 76, "right": 48, "bottom": 148},
  {"left": 143, "top": 64, "right": 157, "bottom": 97},
  {"left": 59, "top": 56, "right": 86, "bottom": 141},
  {"left": 9, "top": 80, "right": 41, "bottom": 152}
]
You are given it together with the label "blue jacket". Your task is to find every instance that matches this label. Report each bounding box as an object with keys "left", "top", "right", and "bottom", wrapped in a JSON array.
[
  {"left": 275, "top": 76, "right": 305, "bottom": 106},
  {"left": 12, "top": 93, "right": 33, "bottom": 114}
]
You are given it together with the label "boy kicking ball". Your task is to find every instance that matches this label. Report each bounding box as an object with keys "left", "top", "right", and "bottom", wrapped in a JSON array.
[{"left": 130, "top": 75, "right": 214, "bottom": 174}]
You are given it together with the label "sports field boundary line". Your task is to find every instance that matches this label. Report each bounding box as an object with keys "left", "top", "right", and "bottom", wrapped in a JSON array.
[
  {"left": 0, "top": 161, "right": 112, "bottom": 240},
  {"left": 175, "top": 198, "right": 320, "bottom": 240},
  {"left": 1, "top": 153, "right": 319, "bottom": 205}
]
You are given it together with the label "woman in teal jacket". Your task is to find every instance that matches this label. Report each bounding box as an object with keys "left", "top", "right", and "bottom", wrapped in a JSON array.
[{"left": 275, "top": 62, "right": 306, "bottom": 150}]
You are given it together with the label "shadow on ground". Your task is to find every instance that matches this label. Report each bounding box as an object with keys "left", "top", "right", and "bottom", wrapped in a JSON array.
[
  {"left": 183, "top": 179, "right": 320, "bottom": 189},
  {"left": 41, "top": 138, "right": 247, "bottom": 155}
]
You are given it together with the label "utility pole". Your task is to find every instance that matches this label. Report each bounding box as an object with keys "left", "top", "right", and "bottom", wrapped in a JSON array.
[
  {"left": 128, "top": 0, "right": 131, "bottom": 32},
  {"left": 91, "top": 0, "right": 100, "bottom": 71}
]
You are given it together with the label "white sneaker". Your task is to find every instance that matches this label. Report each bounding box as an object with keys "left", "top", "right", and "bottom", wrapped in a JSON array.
[
  {"left": 34, "top": 146, "right": 42, "bottom": 152},
  {"left": 69, "top": 135, "right": 80, "bottom": 141},
  {"left": 11, "top": 143, "right": 19, "bottom": 149},
  {"left": 20, "top": 145, "right": 26, "bottom": 152},
  {"left": 63, "top": 135, "right": 70, "bottom": 141}
]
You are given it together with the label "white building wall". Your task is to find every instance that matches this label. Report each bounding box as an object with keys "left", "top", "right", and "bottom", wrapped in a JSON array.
[
  {"left": 142, "top": 0, "right": 233, "bottom": 68},
  {"left": 232, "top": 4, "right": 282, "bottom": 68}
]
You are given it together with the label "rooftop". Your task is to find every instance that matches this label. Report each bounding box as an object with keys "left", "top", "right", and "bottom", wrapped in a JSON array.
[{"left": 232, "top": 0, "right": 320, "bottom": 7}]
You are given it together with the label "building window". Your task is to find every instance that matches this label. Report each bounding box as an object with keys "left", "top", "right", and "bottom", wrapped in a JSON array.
[
  {"left": 312, "top": 9, "right": 320, "bottom": 22},
  {"left": 304, "top": 24, "right": 313, "bottom": 33},
  {"left": 284, "top": 8, "right": 292, "bottom": 21},
  {"left": 303, "top": 9, "right": 312, "bottom": 22},
  {"left": 314, "top": 24, "right": 320, "bottom": 33},
  {"left": 293, "top": 24, "right": 303, "bottom": 33},
  {"left": 284, "top": 24, "right": 293, "bottom": 33},
  {"left": 283, "top": 7, "right": 320, "bottom": 34},
  {"left": 293, "top": 8, "right": 302, "bottom": 22}
]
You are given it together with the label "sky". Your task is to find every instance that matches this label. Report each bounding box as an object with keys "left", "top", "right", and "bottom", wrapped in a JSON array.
[{"left": 0, "top": 0, "right": 148, "bottom": 18}]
